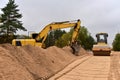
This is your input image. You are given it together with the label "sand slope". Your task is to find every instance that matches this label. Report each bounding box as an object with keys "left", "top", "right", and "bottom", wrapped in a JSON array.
[{"left": 0, "top": 44, "right": 88, "bottom": 80}]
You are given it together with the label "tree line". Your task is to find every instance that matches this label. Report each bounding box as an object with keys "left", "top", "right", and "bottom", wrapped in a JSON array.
[{"left": 45, "top": 27, "right": 95, "bottom": 50}]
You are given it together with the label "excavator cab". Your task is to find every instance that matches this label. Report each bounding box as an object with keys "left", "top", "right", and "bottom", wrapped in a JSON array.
[{"left": 92, "top": 33, "right": 111, "bottom": 56}]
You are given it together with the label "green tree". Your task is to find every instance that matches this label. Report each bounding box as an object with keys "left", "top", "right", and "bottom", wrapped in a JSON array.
[
  {"left": 85, "top": 35, "right": 95, "bottom": 50},
  {"left": 55, "top": 26, "right": 95, "bottom": 49},
  {"left": 45, "top": 29, "right": 66, "bottom": 48},
  {"left": 54, "top": 29, "right": 66, "bottom": 40},
  {"left": 55, "top": 32, "right": 71, "bottom": 47},
  {"left": 0, "top": 0, "right": 27, "bottom": 35},
  {"left": 112, "top": 33, "right": 120, "bottom": 51},
  {"left": 78, "top": 26, "right": 95, "bottom": 50},
  {"left": 45, "top": 31, "right": 55, "bottom": 47}
]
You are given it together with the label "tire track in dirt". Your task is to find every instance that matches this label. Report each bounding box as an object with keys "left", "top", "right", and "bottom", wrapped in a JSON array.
[{"left": 49, "top": 55, "right": 110, "bottom": 80}]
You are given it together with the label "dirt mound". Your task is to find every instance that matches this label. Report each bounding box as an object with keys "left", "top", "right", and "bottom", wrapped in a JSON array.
[
  {"left": 0, "top": 44, "right": 88, "bottom": 80},
  {"left": 0, "top": 45, "right": 34, "bottom": 80},
  {"left": 79, "top": 46, "right": 89, "bottom": 55}
]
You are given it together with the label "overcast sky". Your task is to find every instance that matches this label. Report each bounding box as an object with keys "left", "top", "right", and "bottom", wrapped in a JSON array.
[{"left": 0, "top": 0, "right": 120, "bottom": 45}]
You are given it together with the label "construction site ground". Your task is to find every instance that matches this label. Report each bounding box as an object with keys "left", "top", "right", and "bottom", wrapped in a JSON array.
[{"left": 0, "top": 44, "right": 120, "bottom": 80}]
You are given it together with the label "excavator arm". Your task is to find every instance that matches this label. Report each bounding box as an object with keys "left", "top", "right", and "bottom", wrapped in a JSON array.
[{"left": 35, "top": 19, "right": 81, "bottom": 48}]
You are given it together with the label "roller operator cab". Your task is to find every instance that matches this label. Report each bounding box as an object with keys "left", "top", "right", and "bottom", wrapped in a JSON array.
[{"left": 92, "top": 33, "right": 111, "bottom": 56}]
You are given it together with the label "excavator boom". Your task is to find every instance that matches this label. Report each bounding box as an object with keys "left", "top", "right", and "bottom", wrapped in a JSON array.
[{"left": 35, "top": 20, "right": 80, "bottom": 43}]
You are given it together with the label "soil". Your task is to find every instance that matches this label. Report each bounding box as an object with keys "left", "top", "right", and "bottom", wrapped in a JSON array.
[
  {"left": 0, "top": 44, "right": 88, "bottom": 80},
  {"left": 108, "top": 51, "right": 120, "bottom": 80}
]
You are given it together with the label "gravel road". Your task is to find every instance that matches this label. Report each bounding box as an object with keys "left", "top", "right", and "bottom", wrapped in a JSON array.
[{"left": 49, "top": 51, "right": 120, "bottom": 80}]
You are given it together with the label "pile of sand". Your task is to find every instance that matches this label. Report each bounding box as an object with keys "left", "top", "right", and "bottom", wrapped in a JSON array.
[{"left": 0, "top": 44, "right": 88, "bottom": 80}]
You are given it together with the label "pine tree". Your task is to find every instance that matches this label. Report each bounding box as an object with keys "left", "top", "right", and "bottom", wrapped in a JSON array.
[
  {"left": 112, "top": 33, "right": 120, "bottom": 51},
  {"left": 0, "top": 0, "right": 27, "bottom": 35}
]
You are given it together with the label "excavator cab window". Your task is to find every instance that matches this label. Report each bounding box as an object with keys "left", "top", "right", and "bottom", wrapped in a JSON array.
[
  {"left": 16, "top": 41, "right": 22, "bottom": 46},
  {"left": 31, "top": 33, "right": 43, "bottom": 42},
  {"left": 32, "top": 33, "right": 38, "bottom": 39}
]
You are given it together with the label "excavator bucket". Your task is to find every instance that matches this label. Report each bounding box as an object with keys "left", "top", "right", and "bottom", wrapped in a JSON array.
[{"left": 70, "top": 42, "right": 80, "bottom": 56}]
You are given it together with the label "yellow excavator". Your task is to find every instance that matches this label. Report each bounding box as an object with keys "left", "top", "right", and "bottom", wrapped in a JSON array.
[
  {"left": 12, "top": 19, "right": 81, "bottom": 54},
  {"left": 92, "top": 33, "right": 111, "bottom": 56}
]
